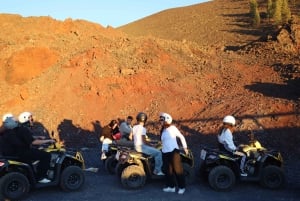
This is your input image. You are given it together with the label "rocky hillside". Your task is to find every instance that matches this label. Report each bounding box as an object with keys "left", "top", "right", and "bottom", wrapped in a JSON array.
[{"left": 0, "top": 0, "right": 299, "bottom": 166}]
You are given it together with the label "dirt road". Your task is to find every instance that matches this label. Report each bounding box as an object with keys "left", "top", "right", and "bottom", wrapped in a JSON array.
[{"left": 20, "top": 148, "right": 299, "bottom": 201}]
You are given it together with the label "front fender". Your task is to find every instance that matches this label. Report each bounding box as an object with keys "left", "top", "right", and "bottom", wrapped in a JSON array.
[
  {"left": 201, "top": 151, "right": 240, "bottom": 175},
  {"left": 260, "top": 151, "right": 283, "bottom": 168}
]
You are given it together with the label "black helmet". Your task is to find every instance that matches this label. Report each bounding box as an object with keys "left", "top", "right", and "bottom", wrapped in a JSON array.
[{"left": 136, "top": 112, "right": 147, "bottom": 123}]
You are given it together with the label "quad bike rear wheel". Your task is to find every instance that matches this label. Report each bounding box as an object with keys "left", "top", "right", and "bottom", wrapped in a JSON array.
[
  {"left": 105, "top": 155, "right": 118, "bottom": 175},
  {"left": 260, "top": 165, "right": 285, "bottom": 189},
  {"left": 60, "top": 166, "right": 85, "bottom": 191},
  {"left": 208, "top": 165, "right": 236, "bottom": 191},
  {"left": 0, "top": 172, "right": 30, "bottom": 201},
  {"left": 121, "top": 165, "right": 146, "bottom": 189},
  {"left": 182, "top": 162, "right": 195, "bottom": 184},
  {"left": 198, "top": 159, "right": 209, "bottom": 181},
  {"left": 115, "top": 162, "right": 127, "bottom": 179}
]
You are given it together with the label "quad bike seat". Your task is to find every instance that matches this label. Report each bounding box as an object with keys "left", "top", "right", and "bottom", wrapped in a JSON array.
[
  {"left": 0, "top": 155, "right": 19, "bottom": 160},
  {"left": 0, "top": 154, "right": 41, "bottom": 169},
  {"left": 129, "top": 151, "right": 152, "bottom": 160}
]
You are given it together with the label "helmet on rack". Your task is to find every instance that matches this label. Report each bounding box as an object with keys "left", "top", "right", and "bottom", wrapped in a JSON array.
[
  {"left": 18, "top": 112, "right": 33, "bottom": 124},
  {"left": 2, "top": 113, "right": 18, "bottom": 129},
  {"left": 136, "top": 112, "right": 147, "bottom": 123},
  {"left": 159, "top": 112, "right": 172, "bottom": 124},
  {"left": 223, "top": 115, "right": 236, "bottom": 126}
]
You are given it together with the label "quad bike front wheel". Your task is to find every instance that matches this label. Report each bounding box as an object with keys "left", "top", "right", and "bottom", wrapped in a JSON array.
[
  {"left": 208, "top": 165, "right": 236, "bottom": 191},
  {"left": 60, "top": 166, "right": 85, "bottom": 191},
  {"left": 260, "top": 165, "right": 285, "bottom": 189},
  {"left": 121, "top": 165, "right": 146, "bottom": 189},
  {"left": 115, "top": 162, "right": 127, "bottom": 179},
  {"left": 105, "top": 155, "right": 118, "bottom": 175},
  {"left": 0, "top": 172, "right": 30, "bottom": 201}
]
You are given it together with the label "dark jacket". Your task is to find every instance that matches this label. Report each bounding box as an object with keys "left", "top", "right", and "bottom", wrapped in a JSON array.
[{"left": 1, "top": 126, "right": 34, "bottom": 156}]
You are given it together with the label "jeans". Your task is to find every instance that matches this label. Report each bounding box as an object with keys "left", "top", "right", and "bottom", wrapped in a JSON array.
[
  {"left": 234, "top": 151, "right": 247, "bottom": 171},
  {"left": 219, "top": 143, "right": 247, "bottom": 172},
  {"left": 135, "top": 144, "right": 163, "bottom": 172},
  {"left": 101, "top": 138, "right": 113, "bottom": 152}
]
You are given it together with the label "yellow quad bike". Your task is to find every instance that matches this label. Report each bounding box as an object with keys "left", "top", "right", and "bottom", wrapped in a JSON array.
[
  {"left": 115, "top": 139, "right": 195, "bottom": 189},
  {"left": 0, "top": 141, "right": 85, "bottom": 201},
  {"left": 199, "top": 133, "right": 285, "bottom": 191}
]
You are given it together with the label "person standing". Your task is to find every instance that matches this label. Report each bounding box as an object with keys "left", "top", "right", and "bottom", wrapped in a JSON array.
[
  {"left": 159, "top": 112, "right": 188, "bottom": 195},
  {"left": 130, "top": 112, "right": 164, "bottom": 175}
]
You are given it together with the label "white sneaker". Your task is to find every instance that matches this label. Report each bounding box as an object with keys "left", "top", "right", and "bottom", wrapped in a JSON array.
[
  {"left": 101, "top": 153, "right": 107, "bottom": 160},
  {"left": 38, "top": 178, "right": 51, "bottom": 183},
  {"left": 240, "top": 172, "right": 248, "bottom": 177},
  {"left": 163, "top": 187, "right": 176, "bottom": 193},
  {"left": 153, "top": 170, "right": 165, "bottom": 176},
  {"left": 178, "top": 188, "right": 185, "bottom": 194}
]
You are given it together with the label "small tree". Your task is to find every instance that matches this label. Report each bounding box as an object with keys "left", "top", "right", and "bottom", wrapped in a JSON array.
[
  {"left": 267, "top": 0, "right": 274, "bottom": 21},
  {"left": 273, "top": 0, "right": 283, "bottom": 24},
  {"left": 250, "top": 0, "right": 261, "bottom": 27},
  {"left": 281, "top": 0, "right": 291, "bottom": 23}
]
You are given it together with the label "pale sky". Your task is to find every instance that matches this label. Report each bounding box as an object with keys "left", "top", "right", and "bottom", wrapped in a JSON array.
[{"left": 0, "top": 0, "right": 208, "bottom": 27}]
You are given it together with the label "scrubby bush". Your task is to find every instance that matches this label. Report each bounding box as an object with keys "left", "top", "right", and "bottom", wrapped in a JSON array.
[
  {"left": 266, "top": 0, "right": 291, "bottom": 25},
  {"left": 281, "top": 0, "right": 291, "bottom": 23},
  {"left": 250, "top": 0, "right": 261, "bottom": 27}
]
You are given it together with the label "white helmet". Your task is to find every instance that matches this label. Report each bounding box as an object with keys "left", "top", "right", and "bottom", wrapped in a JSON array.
[
  {"left": 2, "top": 113, "right": 18, "bottom": 129},
  {"left": 2, "top": 113, "right": 13, "bottom": 122},
  {"left": 18, "top": 112, "right": 33, "bottom": 124},
  {"left": 159, "top": 112, "right": 172, "bottom": 124},
  {"left": 223, "top": 115, "right": 236, "bottom": 126}
]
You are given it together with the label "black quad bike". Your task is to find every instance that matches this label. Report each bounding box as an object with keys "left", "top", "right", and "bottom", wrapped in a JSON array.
[
  {"left": 115, "top": 143, "right": 195, "bottom": 189},
  {"left": 199, "top": 133, "right": 285, "bottom": 191},
  {"left": 0, "top": 142, "right": 85, "bottom": 200}
]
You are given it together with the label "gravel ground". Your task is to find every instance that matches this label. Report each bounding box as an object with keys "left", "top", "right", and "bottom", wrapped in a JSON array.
[
  {"left": 15, "top": 146, "right": 299, "bottom": 201},
  {"left": 81, "top": 146, "right": 300, "bottom": 189}
]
